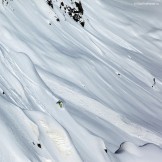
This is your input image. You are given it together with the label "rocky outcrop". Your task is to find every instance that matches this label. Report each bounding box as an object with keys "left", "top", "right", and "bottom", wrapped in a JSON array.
[{"left": 46, "top": 0, "right": 85, "bottom": 27}]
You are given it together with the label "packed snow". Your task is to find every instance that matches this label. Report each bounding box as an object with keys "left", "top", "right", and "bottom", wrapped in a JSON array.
[{"left": 0, "top": 0, "right": 162, "bottom": 162}]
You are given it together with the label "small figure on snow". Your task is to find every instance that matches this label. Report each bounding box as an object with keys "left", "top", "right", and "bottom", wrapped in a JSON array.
[
  {"left": 152, "top": 77, "right": 156, "bottom": 87},
  {"left": 56, "top": 100, "right": 63, "bottom": 108}
]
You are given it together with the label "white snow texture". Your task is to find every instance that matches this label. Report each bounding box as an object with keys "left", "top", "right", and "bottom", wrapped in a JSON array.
[{"left": 0, "top": 0, "right": 162, "bottom": 162}]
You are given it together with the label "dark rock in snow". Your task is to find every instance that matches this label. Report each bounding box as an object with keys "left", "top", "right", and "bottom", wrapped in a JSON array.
[
  {"left": 46, "top": 0, "right": 53, "bottom": 8},
  {"left": 56, "top": 18, "right": 60, "bottom": 22},
  {"left": 61, "top": 2, "right": 64, "bottom": 6},
  {"left": 37, "top": 143, "right": 41, "bottom": 148},
  {"left": 80, "top": 21, "right": 85, "bottom": 27},
  {"left": 45, "top": 0, "right": 85, "bottom": 27},
  {"left": 75, "top": 1, "right": 84, "bottom": 15}
]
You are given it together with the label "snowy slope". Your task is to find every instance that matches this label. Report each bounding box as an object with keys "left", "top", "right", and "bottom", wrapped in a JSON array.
[{"left": 0, "top": 0, "right": 162, "bottom": 162}]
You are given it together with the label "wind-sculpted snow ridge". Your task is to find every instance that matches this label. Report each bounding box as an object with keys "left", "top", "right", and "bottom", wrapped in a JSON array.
[
  {"left": 114, "top": 142, "right": 162, "bottom": 162},
  {"left": 0, "top": 0, "right": 162, "bottom": 162},
  {"left": 0, "top": 45, "right": 109, "bottom": 162}
]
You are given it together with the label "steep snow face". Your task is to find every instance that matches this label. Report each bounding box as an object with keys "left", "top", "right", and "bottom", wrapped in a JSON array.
[{"left": 0, "top": 0, "right": 162, "bottom": 162}]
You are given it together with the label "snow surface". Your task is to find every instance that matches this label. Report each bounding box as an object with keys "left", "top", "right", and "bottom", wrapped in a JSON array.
[{"left": 0, "top": 0, "right": 162, "bottom": 162}]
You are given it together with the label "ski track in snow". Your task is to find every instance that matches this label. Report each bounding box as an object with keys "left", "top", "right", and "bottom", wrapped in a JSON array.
[
  {"left": 0, "top": 46, "right": 78, "bottom": 159},
  {"left": 2, "top": 45, "right": 160, "bottom": 147},
  {"left": 0, "top": 32, "right": 162, "bottom": 161},
  {"left": 0, "top": 45, "right": 109, "bottom": 162},
  {"left": 37, "top": 71, "right": 162, "bottom": 146},
  {"left": 0, "top": 0, "right": 162, "bottom": 162}
]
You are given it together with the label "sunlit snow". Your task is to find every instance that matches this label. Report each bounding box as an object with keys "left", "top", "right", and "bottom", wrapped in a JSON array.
[{"left": 0, "top": 0, "right": 162, "bottom": 162}]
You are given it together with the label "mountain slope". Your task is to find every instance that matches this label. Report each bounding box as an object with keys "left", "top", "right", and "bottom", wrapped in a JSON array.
[{"left": 0, "top": 0, "right": 162, "bottom": 162}]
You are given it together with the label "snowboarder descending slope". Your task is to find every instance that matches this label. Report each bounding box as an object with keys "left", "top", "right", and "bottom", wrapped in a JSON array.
[{"left": 56, "top": 100, "right": 63, "bottom": 108}]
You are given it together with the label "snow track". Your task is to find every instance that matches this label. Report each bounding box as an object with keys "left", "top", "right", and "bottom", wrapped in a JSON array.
[
  {"left": 0, "top": 0, "right": 162, "bottom": 162},
  {"left": 37, "top": 68, "right": 162, "bottom": 146},
  {"left": 0, "top": 45, "right": 110, "bottom": 162}
]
